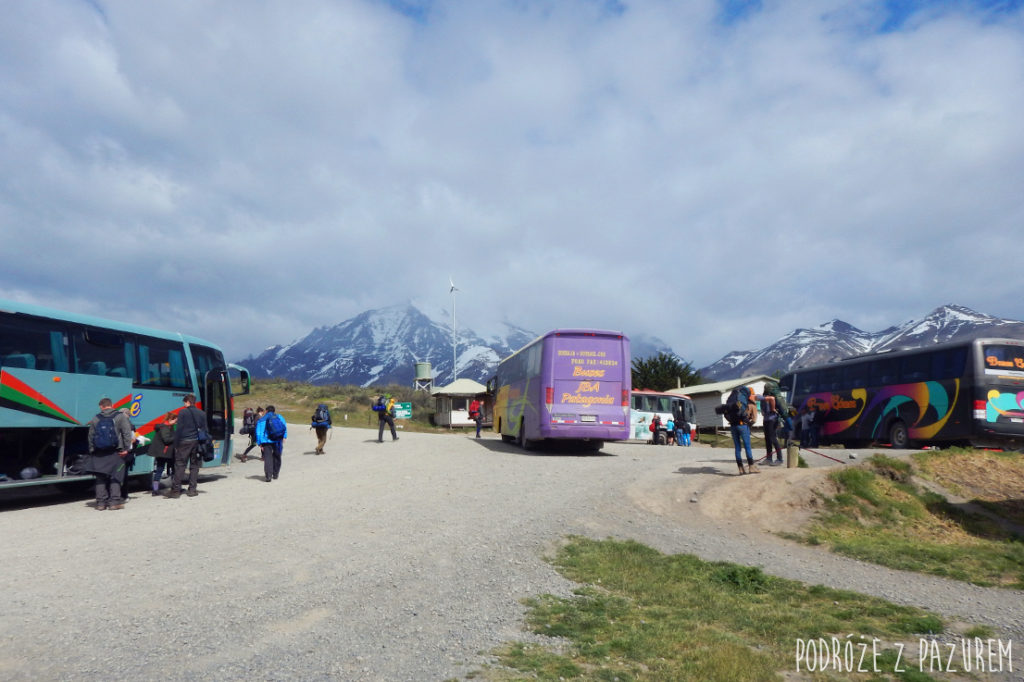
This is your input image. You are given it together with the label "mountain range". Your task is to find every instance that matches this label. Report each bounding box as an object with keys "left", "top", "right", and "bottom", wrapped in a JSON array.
[
  {"left": 698, "top": 304, "right": 1024, "bottom": 381},
  {"left": 238, "top": 303, "right": 1024, "bottom": 387}
]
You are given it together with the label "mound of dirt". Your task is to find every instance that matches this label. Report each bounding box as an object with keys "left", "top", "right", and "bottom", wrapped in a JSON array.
[{"left": 630, "top": 465, "right": 839, "bottom": 535}]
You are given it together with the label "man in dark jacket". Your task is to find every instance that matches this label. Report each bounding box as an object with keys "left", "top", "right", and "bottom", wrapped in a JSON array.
[
  {"left": 377, "top": 395, "right": 398, "bottom": 443},
  {"left": 87, "top": 397, "right": 134, "bottom": 510},
  {"left": 168, "top": 393, "right": 207, "bottom": 499}
]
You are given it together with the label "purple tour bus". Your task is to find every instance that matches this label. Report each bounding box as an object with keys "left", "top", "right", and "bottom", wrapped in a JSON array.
[{"left": 487, "top": 329, "right": 632, "bottom": 450}]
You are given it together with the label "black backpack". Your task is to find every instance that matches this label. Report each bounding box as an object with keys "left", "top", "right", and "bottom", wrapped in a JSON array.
[
  {"left": 93, "top": 413, "right": 119, "bottom": 450},
  {"left": 313, "top": 404, "right": 330, "bottom": 425}
]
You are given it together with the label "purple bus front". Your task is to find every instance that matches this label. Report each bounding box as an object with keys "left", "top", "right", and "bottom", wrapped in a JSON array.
[{"left": 536, "top": 330, "right": 631, "bottom": 443}]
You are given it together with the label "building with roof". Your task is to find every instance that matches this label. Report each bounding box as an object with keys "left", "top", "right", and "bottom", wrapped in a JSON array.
[
  {"left": 667, "top": 375, "right": 777, "bottom": 429},
  {"left": 431, "top": 378, "right": 489, "bottom": 428}
]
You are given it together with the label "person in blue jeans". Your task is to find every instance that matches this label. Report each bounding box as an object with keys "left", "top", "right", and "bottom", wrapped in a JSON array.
[
  {"left": 729, "top": 389, "right": 760, "bottom": 475},
  {"left": 675, "top": 420, "right": 691, "bottom": 446}
]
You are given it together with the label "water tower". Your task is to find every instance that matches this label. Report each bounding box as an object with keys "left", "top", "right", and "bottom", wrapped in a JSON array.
[{"left": 413, "top": 361, "right": 433, "bottom": 392}]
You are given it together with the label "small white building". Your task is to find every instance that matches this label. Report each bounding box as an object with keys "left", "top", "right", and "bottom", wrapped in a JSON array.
[
  {"left": 431, "top": 378, "right": 488, "bottom": 428},
  {"left": 668, "top": 375, "right": 776, "bottom": 430}
]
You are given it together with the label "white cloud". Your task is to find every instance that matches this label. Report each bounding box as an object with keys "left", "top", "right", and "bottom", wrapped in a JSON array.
[{"left": 1, "top": 0, "right": 1022, "bottom": 365}]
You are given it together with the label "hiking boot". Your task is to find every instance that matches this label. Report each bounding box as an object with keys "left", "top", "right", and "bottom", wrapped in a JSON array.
[
  {"left": 96, "top": 503, "right": 108, "bottom": 511},
  {"left": 165, "top": 491, "right": 180, "bottom": 499},
  {"left": 736, "top": 463, "right": 746, "bottom": 475},
  {"left": 109, "top": 503, "right": 125, "bottom": 510},
  {"left": 239, "top": 455, "right": 247, "bottom": 463},
  {"left": 265, "top": 476, "right": 272, "bottom": 482},
  {"left": 748, "top": 463, "right": 761, "bottom": 474},
  {"left": 186, "top": 490, "right": 198, "bottom": 497}
]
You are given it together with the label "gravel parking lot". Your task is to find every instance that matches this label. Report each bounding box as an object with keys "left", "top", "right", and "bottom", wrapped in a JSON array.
[{"left": 1, "top": 424, "right": 1021, "bottom": 681}]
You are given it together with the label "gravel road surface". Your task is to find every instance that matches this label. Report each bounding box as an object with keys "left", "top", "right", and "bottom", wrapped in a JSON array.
[{"left": 1, "top": 424, "right": 1021, "bottom": 681}]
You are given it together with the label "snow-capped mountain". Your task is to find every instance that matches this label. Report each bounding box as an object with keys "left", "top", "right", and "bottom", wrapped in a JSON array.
[
  {"left": 239, "top": 304, "right": 673, "bottom": 387},
  {"left": 698, "top": 305, "right": 1024, "bottom": 381},
  {"left": 240, "top": 303, "right": 536, "bottom": 387},
  {"left": 239, "top": 303, "right": 1024, "bottom": 387}
]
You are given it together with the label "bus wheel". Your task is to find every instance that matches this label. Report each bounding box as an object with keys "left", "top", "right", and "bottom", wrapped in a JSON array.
[
  {"left": 889, "top": 421, "right": 909, "bottom": 449},
  {"left": 517, "top": 420, "right": 532, "bottom": 451}
]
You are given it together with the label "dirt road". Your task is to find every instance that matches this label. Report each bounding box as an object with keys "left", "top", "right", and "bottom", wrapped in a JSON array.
[{"left": 0, "top": 425, "right": 1020, "bottom": 680}]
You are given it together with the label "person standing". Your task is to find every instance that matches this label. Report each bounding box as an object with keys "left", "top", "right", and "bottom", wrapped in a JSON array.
[
  {"left": 809, "top": 404, "right": 824, "bottom": 448},
  {"left": 377, "top": 394, "right": 398, "bottom": 443},
  {"left": 675, "top": 419, "right": 691, "bottom": 446},
  {"left": 728, "top": 387, "right": 759, "bottom": 475},
  {"left": 258, "top": 406, "right": 287, "bottom": 481},
  {"left": 311, "top": 403, "right": 331, "bottom": 454},
  {"left": 799, "top": 407, "right": 813, "bottom": 448},
  {"left": 87, "top": 397, "right": 134, "bottom": 510},
  {"left": 760, "top": 392, "right": 784, "bottom": 465},
  {"left": 468, "top": 398, "right": 482, "bottom": 439},
  {"left": 168, "top": 393, "right": 206, "bottom": 499},
  {"left": 147, "top": 411, "right": 177, "bottom": 496}
]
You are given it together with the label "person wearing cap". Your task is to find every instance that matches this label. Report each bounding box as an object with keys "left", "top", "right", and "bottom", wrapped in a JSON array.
[{"left": 377, "top": 394, "right": 398, "bottom": 443}]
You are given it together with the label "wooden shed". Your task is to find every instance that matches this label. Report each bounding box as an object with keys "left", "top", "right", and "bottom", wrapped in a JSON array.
[{"left": 431, "top": 378, "right": 489, "bottom": 428}]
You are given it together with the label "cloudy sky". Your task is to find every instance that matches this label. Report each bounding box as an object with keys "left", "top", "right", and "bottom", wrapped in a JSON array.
[{"left": 2, "top": 0, "right": 1022, "bottom": 367}]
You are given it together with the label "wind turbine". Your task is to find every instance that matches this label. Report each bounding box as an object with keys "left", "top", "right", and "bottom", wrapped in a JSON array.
[{"left": 449, "top": 277, "right": 460, "bottom": 382}]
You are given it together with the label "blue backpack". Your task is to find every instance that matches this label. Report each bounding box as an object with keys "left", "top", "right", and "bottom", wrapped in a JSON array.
[
  {"left": 265, "top": 414, "right": 286, "bottom": 440},
  {"left": 93, "top": 414, "right": 119, "bottom": 450}
]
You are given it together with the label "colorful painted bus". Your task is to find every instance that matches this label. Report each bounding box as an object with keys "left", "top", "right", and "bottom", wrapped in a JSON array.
[
  {"left": 778, "top": 337, "right": 1024, "bottom": 450},
  {"left": 0, "top": 298, "right": 250, "bottom": 492},
  {"left": 488, "top": 329, "right": 631, "bottom": 450},
  {"left": 630, "top": 389, "right": 696, "bottom": 444}
]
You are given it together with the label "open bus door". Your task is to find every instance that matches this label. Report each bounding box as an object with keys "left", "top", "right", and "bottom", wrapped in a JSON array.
[{"left": 203, "top": 368, "right": 232, "bottom": 466}]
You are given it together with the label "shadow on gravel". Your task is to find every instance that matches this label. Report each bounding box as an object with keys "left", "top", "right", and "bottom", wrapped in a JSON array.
[
  {"left": 0, "top": 472, "right": 230, "bottom": 511},
  {"left": 674, "top": 466, "right": 735, "bottom": 477},
  {"left": 472, "top": 439, "right": 616, "bottom": 457}
]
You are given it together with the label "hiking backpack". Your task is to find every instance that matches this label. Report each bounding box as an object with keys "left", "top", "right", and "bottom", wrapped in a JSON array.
[
  {"left": 93, "top": 413, "right": 119, "bottom": 450},
  {"left": 372, "top": 396, "right": 386, "bottom": 412},
  {"left": 313, "top": 404, "right": 330, "bottom": 425},
  {"left": 265, "top": 413, "right": 286, "bottom": 440},
  {"left": 242, "top": 408, "right": 256, "bottom": 433},
  {"left": 722, "top": 386, "right": 751, "bottom": 425}
]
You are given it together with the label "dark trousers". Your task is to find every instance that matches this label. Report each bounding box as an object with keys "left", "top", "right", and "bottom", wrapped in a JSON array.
[
  {"left": 242, "top": 434, "right": 259, "bottom": 457},
  {"left": 378, "top": 415, "right": 397, "bottom": 441},
  {"left": 764, "top": 418, "right": 782, "bottom": 457},
  {"left": 94, "top": 473, "right": 122, "bottom": 505},
  {"left": 314, "top": 426, "right": 328, "bottom": 453},
  {"left": 172, "top": 440, "right": 200, "bottom": 494},
  {"left": 262, "top": 442, "right": 282, "bottom": 479}
]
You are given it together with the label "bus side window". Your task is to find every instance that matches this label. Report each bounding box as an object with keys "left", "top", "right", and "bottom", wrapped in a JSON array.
[
  {"left": 870, "top": 359, "right": 896, "bottom": 385},
  {"left": 900, "top": 354, "right": 929, "bottom": 382},
  {"left": 0, "top": 313, "right": 68, "bottom": 372},
  {"left": 932, "top": 348, "right": 966, "bottom": 380},
  {"left": 802, "top": 371, "right": 819, "bottom": 393},
  {"left": 845, "top": 365, "right": 867, "bottom": 388}
]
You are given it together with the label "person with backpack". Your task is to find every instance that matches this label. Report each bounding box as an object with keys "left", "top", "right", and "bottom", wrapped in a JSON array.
[
  {"left": 375, "top": 394, "right": 398, "bottom": 443},
  {"left": 311, "top": 403, "right": 332, "bottom": 454},
  {"left": 86, "top": 397, "right": 134, "bottom": 510},
  {"left": 257, "top": 405, "right": 288, "bottom": 481},
  {"left": 147, "top": 411, "right": 177, "bottom": 496},
  {"left": 239, "top": 407, "right": 262, "bottom": 462},
  {"left": 168, "top": 393, "right": 208, "bottom": 499},
  {"left": 725, "top": 386, "right": 760, "bottom": 475},
  {"left": 468, "top": 398, "right": 482, "bottom": 439},
  {"left": 760, "top": 389, "right": 784, "bottom": 466}
]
